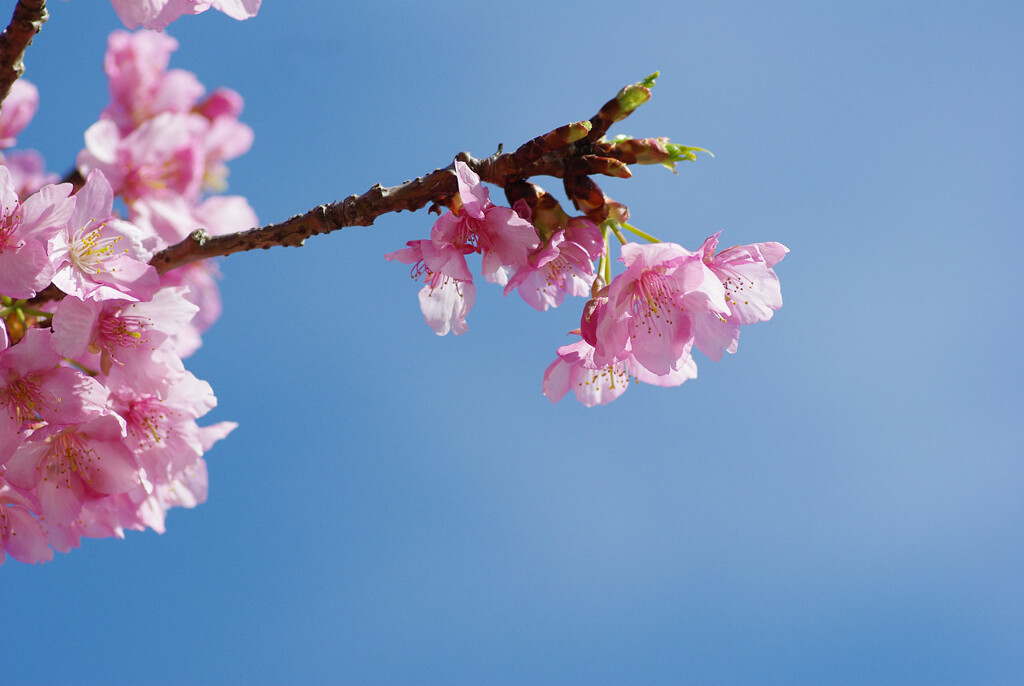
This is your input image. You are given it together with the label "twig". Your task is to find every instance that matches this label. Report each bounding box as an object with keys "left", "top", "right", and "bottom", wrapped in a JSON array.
[
  {"left": 30, "top": 74, "right": 670, "bottom": 301},
  {"left": 0, "top": 0, "right": 47, "bottom": 107}
]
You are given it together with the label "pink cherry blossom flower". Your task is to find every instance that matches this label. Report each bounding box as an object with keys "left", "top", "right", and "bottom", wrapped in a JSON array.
[
  {"left": 504, "top": 217, "right": 603, "bottom": 311},
  {"left": 78, "top": 113, "right": 206, "bottom": 205},
  {"left": 106, "top": 363, "right": 218, "bottom": 482},
  {"left": 0, "top": 79, "right": 39, "bottom": 149},
  {"left": 104, "top": 0, "right": 261, "bottom": 31},
  {"left": 5, "top": 414, "right": 140, "bottom": 526},
  {"left": 543, "top": 336, "right": 697, "bottom": 407},
  {"left": 48, "top": 170, "right": 160, "bottom": 302},
  {"left": 51, "top": 287, "right": 199, "bottom": 377},
  {"left": 595, "top": 242, "right": 729, "bottom": 375},
  {"left": 678, "top": 232, "right": 789, "bottom": 361},
  {"left": 430, "top": 161, "right": 539, "bottom": 285},
  {"left": 386, "top": 239, "right": 476, "bottom": 336},
  {"left": 102, "top": 30, "right": 205, "bottom": 133},
  {"left": 0, "top": 166, "right": 75, "bottom": 298},
  {"left": 698, "top": 231, "right": 788, "bottom": 325},
  {"left": 0, "top": 328, "right": 110, "bottom": 464},
  {"left": 0, "top": 481, "right": 53, "bottom": 565}
]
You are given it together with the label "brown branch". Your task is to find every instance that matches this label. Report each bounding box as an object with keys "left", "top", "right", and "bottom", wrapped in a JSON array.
[
  {"left": 29, "top": 74, "right": 665, "bottom": 300},
  {"left": 150, "top": 142, "right": 632, "bottom": 274},
  {"left": 0, "top": 0, "right": 47, "bottom": 107}
]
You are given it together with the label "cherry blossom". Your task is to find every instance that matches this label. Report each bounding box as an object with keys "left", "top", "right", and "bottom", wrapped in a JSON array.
[
  {"left": 0, "top": 166, "right": 75, "bottom": 298},
  {"left": 594, "top": 242, "right": 729, "bottom": 375},
  {"left": 5, "top": 414, "right": 140, "bottom": 526},
  {"left": 504, "top": 204, "right": 603, "bottom": 311},
  {"left": 386, "top": 239, "right": 476, "bottom": 336},
  {"left": 104, "top": 0, "right": 261, "bottom": 31},
  {"left": 0, "top": 482, "right": 53, "bottom": 565},
  {"left": 48, "top": 170, "right": 160, "bottom": 302},
  {"left": 429, "top": 160, "right": 539, "bottom": 286},
  {"left": 543, "top": 336, "right": 698, "bottom": 407}
]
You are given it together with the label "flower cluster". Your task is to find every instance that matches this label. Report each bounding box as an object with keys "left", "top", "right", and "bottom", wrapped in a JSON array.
[
  {"left": 0, "top": 30, "right": 253, "bottom": 564},
  {"left": 544, "top": 234, "right": 787, "bottom": 406},
  {"left": 386, "top": 161, "right": 604, "bottom": 335},
  {"left": 387, "top": 162, "right": 787, "bottom": 407}
]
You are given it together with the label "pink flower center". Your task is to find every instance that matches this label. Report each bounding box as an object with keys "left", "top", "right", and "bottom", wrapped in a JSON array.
[
  {"left": 128, "top": 396, "right": 174, "bottom": 449},
  {"left": 446, "top": 213, "right": 485, "bottom": 253},
  {"left": 578, "top": 362, "right": 631, "bottom": 393},
  {"left": 69, "top": 224, "right": 123, "bottom": 275},
  {"left": 1, "top": 375, "right": 43, "bottom": 425},
  {"left": 98, "top": 312, "right": 151, "bottom": 350},
  {"left": 632, "top": 269, "right": 680, "bottom": 331},
  {"left": 41, "top": 432, "right": 93, "bottom": 489},
  {"left": 0, "top": 204, "right": 22, "bottom": 252},
  {"left": 719, "top": 268, "right": 754, "bottom": 308}
]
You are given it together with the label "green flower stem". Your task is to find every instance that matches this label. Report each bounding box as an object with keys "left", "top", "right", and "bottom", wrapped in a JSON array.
[{"left": 621, "top": 222, "right": 661, "bottom": 243}]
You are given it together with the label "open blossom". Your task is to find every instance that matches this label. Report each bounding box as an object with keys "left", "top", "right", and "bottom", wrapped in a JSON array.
[
  {"left": 0, "top": 79, "right": 39, "bottom": 149},
  {"left": 51, "top": 286, "right": 200, "bottom": 380},
  {"left": 0, "top": 166, "right": 75, "bottom": 298},
  {"left": 543, "top": 336, "right": 697, "bottom": 407},
  {"left": 104, "top": 0, "right": 261, "bottom": 31},
  {"left": 386, "top": 239, "right": 476, "bottom": 336},
  {"left": 0, "top": 329, "right": 110, "bottom": 464},
  {"left": 4, "top": 414, "right": 140, "bottom": 526},
  {"left": 594, "top": 242, "right": 729, "bottom": 375},
  {"left": 48, "top": 169, "right": 160, "bottom": 302},
  {"left": 0, "top": 482, "right": 53, "bottom": 565},
  {"left": 430, "top": 160, "right": 539, "bottom": 286},
  {"left": 505, "top": 215, "right": 603, "bottom": 311},
  {"left": 78, "top": 113, "right": 206, "bottom": 205}
]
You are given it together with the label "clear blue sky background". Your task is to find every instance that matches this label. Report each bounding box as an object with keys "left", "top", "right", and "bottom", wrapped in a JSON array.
[{"left": 4, "top": 1, "right": 1022, "bottom": 684}]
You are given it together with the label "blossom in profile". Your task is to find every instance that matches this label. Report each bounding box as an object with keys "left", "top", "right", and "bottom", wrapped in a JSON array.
[
  {"left": 386, "top": 239, "right": 476, "bottom": 336},
  {"left": 0, "top": 482, "right": 53, "bottom": 565},
  {"left": 0, "top": 79, "right": 39, "bottom": 149},
  {"left": 0, "top": 166, "right": 75, "bottom": 298},
  {"left": 105, "top": 0, "right": 261, "bottom": 31},
  {"left": 698, "top": 231, "right": 788, "bottom": 325},
  {"left": 543, "top": 336, "right": 697, "bottom": 407}
]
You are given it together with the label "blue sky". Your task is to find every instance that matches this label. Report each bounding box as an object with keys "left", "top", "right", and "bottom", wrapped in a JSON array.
[{"left": 4, "top": 1, "right": 1023, "bottom": 684}]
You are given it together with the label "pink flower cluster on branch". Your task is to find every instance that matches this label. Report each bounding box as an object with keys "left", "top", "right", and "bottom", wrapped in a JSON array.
[
  {"left": 0, "top": 0, "right": 789, "bottom": 564},
  {"left": 0, "top": 29, "right": 250, "bottom": 564}
]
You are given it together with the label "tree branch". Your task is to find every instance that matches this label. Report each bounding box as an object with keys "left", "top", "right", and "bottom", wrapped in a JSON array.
[
  {"left": 30, "top": 74, "right": 679, "bottom": 304},
  {"left": 149, "top": 74, "right": 661, "bottom": 274},
  {"left": 0, "top": 0, "right": 47, "bottom": 107}
]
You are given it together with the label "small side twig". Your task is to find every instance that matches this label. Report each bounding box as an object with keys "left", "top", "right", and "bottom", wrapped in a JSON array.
[{"left": 0, "top": 0, "right": 47, "bottom": 107}]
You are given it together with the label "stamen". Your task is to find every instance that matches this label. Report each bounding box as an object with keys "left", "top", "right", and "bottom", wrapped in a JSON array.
[{"left": 69, "top": 223, "right": 122, "bottom": 275}]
